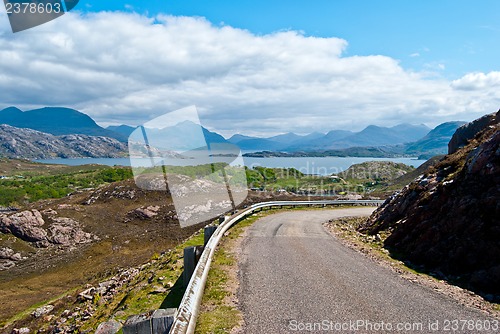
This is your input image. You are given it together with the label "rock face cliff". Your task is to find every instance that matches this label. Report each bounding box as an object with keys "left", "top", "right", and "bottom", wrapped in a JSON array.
[
  {"left": 360, "top": 110, "right": 500, "bottom": 296},
  {"left": 448, "top": 111, "right": 499, "bottom": 154}
]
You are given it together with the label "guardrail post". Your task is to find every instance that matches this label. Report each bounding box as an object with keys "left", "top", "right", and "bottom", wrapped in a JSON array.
[
  {"left": 123, "top": 309, "right": 176, "bottom": 334},
  {"left": 152, "top": 309, "right": 176, "bottom": 333},
  {"left": 123, "top": 314, "right": 150, "bottom": 334},
  {"left": 183, "top": 245, "right": 204, "bottom": 288},
  {"left": 204, "top": 226, "right": 217, "bottom": 247}
]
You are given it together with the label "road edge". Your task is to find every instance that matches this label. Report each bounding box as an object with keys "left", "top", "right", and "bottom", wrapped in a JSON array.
[{"left": 324, "top": 217, "right": 500, "bottom": 320}]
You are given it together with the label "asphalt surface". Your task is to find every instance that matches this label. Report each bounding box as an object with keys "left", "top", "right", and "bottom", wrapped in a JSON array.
[{"left": 239, "top": 208, "right": 499, "bottom": 333}]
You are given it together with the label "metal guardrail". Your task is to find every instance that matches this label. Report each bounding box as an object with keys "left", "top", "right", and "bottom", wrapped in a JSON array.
[{"left": 168, "top": 200, "right": 384, "bottom": 334}]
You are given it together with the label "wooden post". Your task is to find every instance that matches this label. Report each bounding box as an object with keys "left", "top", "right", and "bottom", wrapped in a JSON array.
[{"left": 204, "top": 226, "right": 217, "bottom": 247}]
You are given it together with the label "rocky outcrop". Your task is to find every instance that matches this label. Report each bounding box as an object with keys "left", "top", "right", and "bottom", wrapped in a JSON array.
[
  {"left": 47, "top": 218, "right": 97, "bottom": 245},
  {"left": 0, "top": 247, "right": 22, "bottom": 270},
  {"left": 360, "top": 112, "right": 500, "bottom": 295},
  {"left": 0, "top": 210, "right": 47, "bottom": 242},
  {"left": 338, "top": 161, "right": 414, "bottom": 181},
  {"left": 1, "top": 209, "right": 98, "bottom": 252},
  {"left": 0, "top": 247, "right": 22, "bottom": 261},
  {"left": 448, "top": 110, "right": 499, "bottom": 154},
  {"left": 31, "top": 305, "right": 54, "bottom": 318},
  {"left": 83, "top": 185, "right": 137, "bottom": 205},
  {"left": 0, "top": 210, "right": 99, "bottom": 270},
  {"left": 58, "top": 134, "right": 126, "bottom": 158},
  {"left": 127, "top": 206, "right": 161, "bottom": 220}
]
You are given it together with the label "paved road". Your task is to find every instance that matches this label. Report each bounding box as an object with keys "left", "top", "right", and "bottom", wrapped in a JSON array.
[{"left": 239, "top": 209, "right": 499, "bottom": 333}]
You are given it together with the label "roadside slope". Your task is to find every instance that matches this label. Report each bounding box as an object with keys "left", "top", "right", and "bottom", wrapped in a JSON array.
[{"left": 360, "top": 110, "right": 499, "bottom": 296}]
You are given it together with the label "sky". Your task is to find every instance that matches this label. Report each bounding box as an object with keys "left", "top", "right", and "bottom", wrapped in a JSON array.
[{"left": 0, "top": 0, "right": 499, "bottom": 137}]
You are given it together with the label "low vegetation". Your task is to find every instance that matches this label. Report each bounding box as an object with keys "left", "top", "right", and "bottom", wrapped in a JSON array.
[
  {"left": 0, "top": 159, "right": 133, "bottom": 206},
  {"left": 0, "top": 159, "right": 417, "bottom": 207},
  {"left": 246, "top": 163, "right": 415, "bottom": 195}
]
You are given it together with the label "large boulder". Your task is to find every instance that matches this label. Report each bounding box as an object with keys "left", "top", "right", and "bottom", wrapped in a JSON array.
[
  {"left": 0, "top": 210, "right": 47, "bottom": 242},
  {"left": 0, "top": 210, "right": 98, "bottom": 248},
  {"left": 47, "top": 217, "right": 95, "bottom": 245}
]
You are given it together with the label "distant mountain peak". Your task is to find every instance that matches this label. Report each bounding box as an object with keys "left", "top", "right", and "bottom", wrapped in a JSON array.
[
  {"left": 267, "top": 132, "right": 302, "bottom": 144},
  {"left": 175, "top": 119, "right": 201, "bottom": 127},
  {"left": 107, "top": 124, "right": 137, "bottom": 138},
  {"left": 228, "top": 134, "right": 258, "bottom": 144},
  {"left": 0, "top": 106, "right": 22, "bottom": 114}
]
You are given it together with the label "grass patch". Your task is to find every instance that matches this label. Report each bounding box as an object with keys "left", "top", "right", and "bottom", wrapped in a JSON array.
[
  {"left": 196, "top": 306, "right": 240, "bottom": 334},
  {"left": 1, "top": 287, "right": 79, "bottom": 327}
]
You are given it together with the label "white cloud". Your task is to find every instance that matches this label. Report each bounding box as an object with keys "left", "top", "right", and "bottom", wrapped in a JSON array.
[
  {"left": 410, "top": 52, "right": 420, "bottom": 57},
  {"left": 0, "top": 11, "right": 498, "bottom": 136},
  {"left": 451, "top": 71, "right": 500, "bottom": 90}
]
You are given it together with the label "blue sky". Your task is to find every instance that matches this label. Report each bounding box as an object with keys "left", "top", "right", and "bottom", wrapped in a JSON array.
[
  {"left": 79, "top": 0, "right": 500, "bottom": 78},
  {"left": 0, "top": 1, "right": 499, "bottom": 136}
]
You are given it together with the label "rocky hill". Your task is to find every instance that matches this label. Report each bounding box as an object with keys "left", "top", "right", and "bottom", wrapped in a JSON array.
[
  {"left": 338, "top": 161, "right": 414, "bottom": 182},
  {"left": 0, "top": 125, "right": 128, "bottom": 159},
  {"left": 0, "top": 107, "right": 126, "bottom": 142},
  {"left": 449, "top": 112, "right": 499, "bottom": 154},
  {"left": 360, "top": 110, "right": 499, "bottom": 296}
]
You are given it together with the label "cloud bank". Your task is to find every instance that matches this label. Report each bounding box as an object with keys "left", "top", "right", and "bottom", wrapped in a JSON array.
[{"left": 0, "top": 10, "right": 498, "bottom": 136}]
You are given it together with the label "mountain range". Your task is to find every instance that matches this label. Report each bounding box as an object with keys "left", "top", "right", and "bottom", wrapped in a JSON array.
[
  {"left": 230, "top": 123, "right": 432, "bottom": 152},
  {"left": 0, "top": 106, "right": 467, "bottom": 159},
  {"left": 228, "top": 122, "right": 464, "bottom": 158},
  {"left": 0, "top": 107, "right": 127, "bottom": 142}
]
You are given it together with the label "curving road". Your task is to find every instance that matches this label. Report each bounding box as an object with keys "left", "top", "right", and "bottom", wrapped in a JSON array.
[{"left": 238, "top": 209, "right": 498, "bottom": 333}]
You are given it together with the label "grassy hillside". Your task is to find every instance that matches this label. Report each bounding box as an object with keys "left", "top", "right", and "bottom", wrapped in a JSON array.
[{"left": 0, "top": 159, "right": 132, "bottom": 206}]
